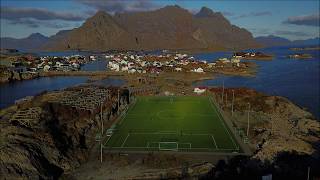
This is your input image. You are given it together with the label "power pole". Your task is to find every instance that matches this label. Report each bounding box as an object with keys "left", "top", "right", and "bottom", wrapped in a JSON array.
[
  {"left": 231, "top": 90, "right": 235, "bottom": 117},
  {"left": 247, "top": 102, "right": 250, "bottom": 137}
]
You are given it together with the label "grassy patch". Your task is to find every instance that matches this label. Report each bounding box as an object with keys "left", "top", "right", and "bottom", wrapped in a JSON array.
[{"left": 105, "top": 96, "right": 240, "bottom": 153}]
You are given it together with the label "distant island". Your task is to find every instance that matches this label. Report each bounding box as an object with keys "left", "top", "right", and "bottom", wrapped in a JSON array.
[
  {"left": 289, "top": 46, "right": 320, "bottom": 51},
  {"left": 288, "top": 53, "right": 313, "bottom": 59},
  {"left": 255, "top": 35, "right": 320, "bottom": 47},
  {"left": 233, "top": 51, "right": 273, "bottom": 60}
]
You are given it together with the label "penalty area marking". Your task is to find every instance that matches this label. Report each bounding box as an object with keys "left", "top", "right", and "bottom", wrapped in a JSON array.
[
  {"left": 211, "top": 135, "right": 218, "bottom": 149},
  {"left": 121, "top": 133, "right": 130, "bottom": 147},
  {"left": 209, "top": 97, "right": 238, "bottom": 150}
]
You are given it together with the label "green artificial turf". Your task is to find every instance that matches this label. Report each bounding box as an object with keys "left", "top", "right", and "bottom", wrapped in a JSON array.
[{"left": 104, "top": 96, "right": 241, "bottom": 152}]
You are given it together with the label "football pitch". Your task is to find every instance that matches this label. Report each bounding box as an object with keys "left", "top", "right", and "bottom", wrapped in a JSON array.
[{"left": 104, "top": 96, "right": 241, "bottom": 153}]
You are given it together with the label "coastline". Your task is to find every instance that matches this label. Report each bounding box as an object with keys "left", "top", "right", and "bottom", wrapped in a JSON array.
[{"left": 1, "top": 84, "right": 318, "bottom": 179}]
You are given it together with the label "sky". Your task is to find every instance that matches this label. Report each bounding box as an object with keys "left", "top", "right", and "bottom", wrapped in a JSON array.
[{"left": 1, "top": 0, "right": 319, "bottom": 40}]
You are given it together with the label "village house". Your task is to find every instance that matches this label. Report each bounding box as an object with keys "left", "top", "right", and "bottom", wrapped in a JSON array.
[
  {"left": 193, "top": 67, "right": 204, "bottom": 73},
  {"left": 194, "top": 87, "right": 207, "bottom": 94}
]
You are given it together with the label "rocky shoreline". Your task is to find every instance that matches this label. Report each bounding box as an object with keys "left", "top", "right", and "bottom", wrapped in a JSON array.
[
  {"left": 1, "top": 85, "right": 319, "bottom": 179},
  {"left": 0, "top": 86, "right": 130, "bottom": 179},
  {"left": 0, "top": 68, "right": 40, "bottom": 83},
  {"left": 210, "top": 87, "right": 319, "bottom": 161}
]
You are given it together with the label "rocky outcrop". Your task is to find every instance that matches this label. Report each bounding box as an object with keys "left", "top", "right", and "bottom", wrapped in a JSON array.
[
  {"left": 210, "top": 87, "right": 320, "bottom": 161},
  {"left": 128, "top": 162, "right": 214, "bottom": 179},
  {"left": 44, "top": 6, "right": 260, "bottom": 52},
  {"left": 0, "top": 68, "right": 39, "bottom": 83},
  {"left": 0, "top": 86, "right": 129, "bottom": 179}
]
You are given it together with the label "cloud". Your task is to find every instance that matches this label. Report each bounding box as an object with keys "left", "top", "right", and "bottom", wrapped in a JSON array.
[
  {"left": 233, "top": 11, "right": 272, "bottom": 19},
  {"left": 222, "top": 11, "right": 235, "bottom": 16},
  {"left": 283, "top": 14, "right": 320, "bottom": 27},
  {"left": 0, "top": 6, "right": 86, "bottom": 21},
  {"left": 76, "top": 0, "right": 160, "bottom": 14},
  {"left": 6, "top": 18, "right": 72, "bottom": 29},
  {"left": 248, "top": 28, "right": 271, "bottom": 35},
  {"left": 275, "top": 30, "right": 310, "bottom": 37}
]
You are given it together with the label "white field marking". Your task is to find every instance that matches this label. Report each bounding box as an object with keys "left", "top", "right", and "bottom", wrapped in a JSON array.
[
  {"left": 178, "top": 143, "right": 192, "bottom": 149},
  {"left": 211, "top": 135, "right": 218, "bottom": 149},
  {"left": 209, "top": 97, "right": 238, "bottom": 150},
  {"left": 127, "top": 112, "right": 215, "bottom": 117},
  {"left": 159, "top": 142, "right": 178, "bottom": 151},
  {"left": 181, "top": 133, "right": 211, "bottom": 136},
  {"left": 109, "top": 146, "right": 238, "bottom": 151},
  {"left": 118, "top": 98, "right": 138, "bottom": 125},
  {"left": 130, "top": 132, "right": 177, "bottom": 135},
  {"left": 104, "top": 133, "right": 113, "bottom": 147},
  {"left": 109, "top": 147, "right": 237, "bottom": 151},
  {"left": 111, "top": 146, "right": 147, "bottom": 149},
  {"left": 121, "top": 133, "right": 130, "bottom": 147}
]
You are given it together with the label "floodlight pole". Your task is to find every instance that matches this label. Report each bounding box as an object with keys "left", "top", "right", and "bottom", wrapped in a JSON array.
[
  {"left": 307, "top": 166, "right": 310, "bottom": 180},
  {"left": 231, "top": 90, "right": 235, "bottom": 117},
  {"left": 225, "top": 92, "right": 228, "bottom": 108},
  {"left": 117, "top": 89, "right": 120, "bottom": 114},
  {"left": 221, "top": 80, "right": 224, "bottom": 106},
  {"left": 101, "top": 103, "right": 103, "bottom": 135},
  {"left": 128, "top": 89, "right": 131, "bottom": 103},
  {"left": 246, "top": 102, "right": 250, "bottom": 137},
  {"left": 100, "top": 142, "right": 103, "bottom": 163}
]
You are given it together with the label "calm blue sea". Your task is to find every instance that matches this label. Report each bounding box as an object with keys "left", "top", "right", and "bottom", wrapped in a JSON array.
[
  {"left": 1, "top": 47, "right": 319, "bottom": 119},
  {"left": 193, "top": 46, "right": 320, "bottom": 119},
  {"left": 0, "top": 75, "right": 125, "bottom": 109}
]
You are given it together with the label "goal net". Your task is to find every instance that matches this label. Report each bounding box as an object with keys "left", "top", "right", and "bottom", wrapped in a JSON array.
[{"left": 159, "top": 142, "right": 178, "bottom": 151}]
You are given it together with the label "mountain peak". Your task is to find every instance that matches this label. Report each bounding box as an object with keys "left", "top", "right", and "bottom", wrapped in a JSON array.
[
  {"left": 163, "top": 5, "right": 183, "bottom": 10},
  {"left": 85, "top": 10, "right": 115, "bottom": 26},
  {"left": 44, "top": 6, "right": 259, "bottom": 52},
  {"left": 159, "top": 5, "right": 188, "bottom": 13},
  {"left": 29, "top": 33, "right": 47, "bottom": 39},
  {"left": 91, "top": 10, "right": 112, "bottom": 19},
  {"left": 195, "top": 7, "right": 215, "bottom": 18}
]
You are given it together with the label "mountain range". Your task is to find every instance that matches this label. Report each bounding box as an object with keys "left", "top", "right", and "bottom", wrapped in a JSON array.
[
  {"left": 0, "top": 6, "right": 260, "bottom": 52},
  {"left": 255, "top": 35, "right": 320, "bottom": 47},
  {"left": 43, "top": 6, "right": 261, "bottom": 52},
  {"left": 0, "top": 33, "right": 49, "bottom": 51},
  {"left": 1, "top": 6, "right": 319, "bottom": 52}
]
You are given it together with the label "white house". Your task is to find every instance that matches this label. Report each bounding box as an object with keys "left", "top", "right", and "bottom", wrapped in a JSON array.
[
  {"left": 72, "top": 63, "right": 80, "bottom": 69},
  {"left": 231, "top": 58, "right": 240, "bottom": 63},
  {"left": 90, "top": 55, "right": 96, "bottom": 61},
  {"left": 175, "top": 67, "right": 182, "bottom": 72},
  {"left": 194, "top": 87, "right": 206, "bottom": 94},
  {"left": 128, "top": 62, "right": 135, "bottom": 68},
  {"left": 121, "top": 66, "right": 129, "bottom": 72},
  {"left": 43, "top": 65, "right": 51, "bottom": 72},
  {"left": 56, "top": 62, "right": 63, "bottom": 67},
  {"left": 128, "top": 68, "right": 136, "bottom": 73},
  {"left": 194, "top": 67, "right": 204, "bottom": 73}
]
